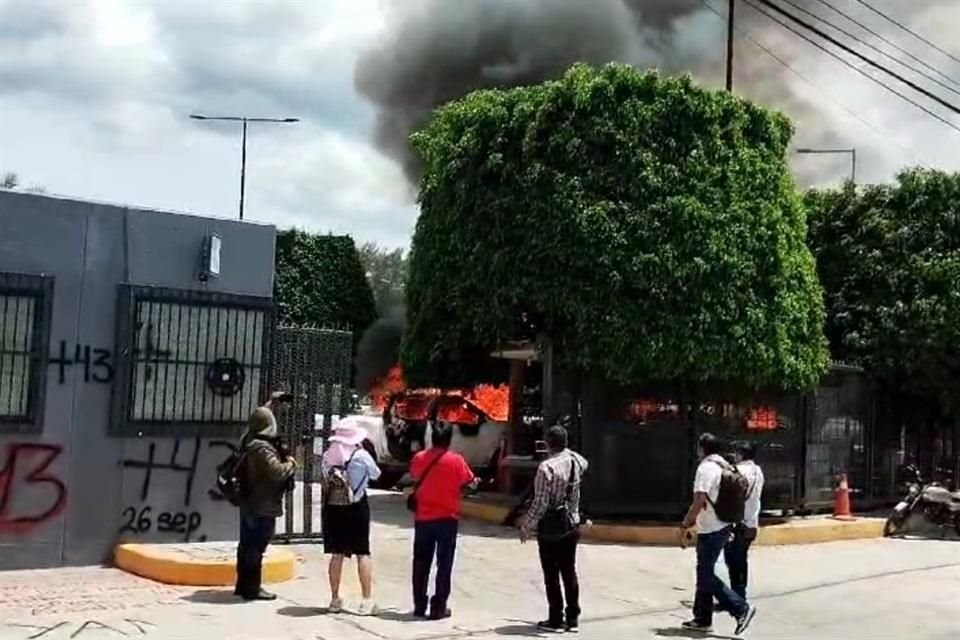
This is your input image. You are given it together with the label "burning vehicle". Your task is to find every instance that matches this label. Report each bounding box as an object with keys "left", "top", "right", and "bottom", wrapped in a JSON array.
[{"left": 358, "top": 367, "right": 510, "bottom": 488}]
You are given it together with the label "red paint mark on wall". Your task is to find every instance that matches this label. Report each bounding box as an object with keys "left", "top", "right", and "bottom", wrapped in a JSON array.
[{"left": 0, "top": 443, "right": 67, "bottom": 534}]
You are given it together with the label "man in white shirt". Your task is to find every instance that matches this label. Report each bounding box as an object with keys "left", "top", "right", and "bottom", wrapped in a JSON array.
[
  {"left": 680, "top": 433, "right": 757, "bottom": 635},
  {"left": 724, "top": 441, "right": 765, "bottom": 600}
]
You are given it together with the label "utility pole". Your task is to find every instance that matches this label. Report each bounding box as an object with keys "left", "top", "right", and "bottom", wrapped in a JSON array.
[
  {"left": 189, "top": 114, "right": 300, "bottom": 220},
  {"left": 726, "top": 0, "right": 735, "bottom": 91}
]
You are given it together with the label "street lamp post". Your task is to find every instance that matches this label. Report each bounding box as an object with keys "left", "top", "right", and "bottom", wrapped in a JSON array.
[
  {"left": 189, "top": 114, "right": 300, "bottom": 220},
  {"left": 796, "top": 147, "right": 857, "bottom": 184}
]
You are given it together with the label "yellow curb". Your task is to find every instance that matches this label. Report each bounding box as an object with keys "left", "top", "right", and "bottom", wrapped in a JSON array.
[
  {"left": 114, "top": 543, "right": 296, "bottom": 586},
  {"left": 461, "top": 500, "right": 886, "bottom": 546}
]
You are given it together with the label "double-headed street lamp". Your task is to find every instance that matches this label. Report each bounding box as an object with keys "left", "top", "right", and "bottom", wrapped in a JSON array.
[
  {"left": 796, "top": 147, "right": 857, "bottom": 184},
  {"left": 189, "top": 114, "right": 300, "bottom": 220}
]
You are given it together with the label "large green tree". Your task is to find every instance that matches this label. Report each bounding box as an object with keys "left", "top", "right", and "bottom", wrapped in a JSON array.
[
  {"left": 806, "top": 168, "right": 960, "bottom": 407},
  {"left": 274, "top": 229, "right": 376, "bottom": 339},
  {"left": 403, "top": 63, "right": 828, "bottom": 389}
]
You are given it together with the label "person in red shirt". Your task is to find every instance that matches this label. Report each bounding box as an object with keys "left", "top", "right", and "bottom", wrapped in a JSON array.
[{"left": 408, "top": 421, "right": 479, "bottom": 620}]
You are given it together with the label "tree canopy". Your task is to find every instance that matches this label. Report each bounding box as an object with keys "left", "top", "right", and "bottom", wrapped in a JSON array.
[
  {"left": 806, "top": 168, "right": 960, "bottom": 407},
  {"left": 274, "top": 229, "right": 376, "bottom": 340},
  {"left": 403, "top": 63, "right": 828, "bottom": 390}
]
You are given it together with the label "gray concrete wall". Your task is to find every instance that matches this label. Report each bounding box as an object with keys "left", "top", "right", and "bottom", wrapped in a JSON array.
[{"left": 0, "top": 191, "right": 275, "bottom": 569}]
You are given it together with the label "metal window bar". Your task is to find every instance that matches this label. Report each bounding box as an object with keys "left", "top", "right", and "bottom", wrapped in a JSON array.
[
  {"left": 271, "top": 325, "right": 353, "bottom": 543},
  {"left": 0, "top": 272, "right": 53, "bottom": 433},
  {"left": 111, "top": 285, "right": 273, "bottom": 437}
]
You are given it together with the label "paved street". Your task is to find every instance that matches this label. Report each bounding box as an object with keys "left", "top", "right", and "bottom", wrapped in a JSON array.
[{"left": 1, "top": 493, "right": 958, "bottom": 640}]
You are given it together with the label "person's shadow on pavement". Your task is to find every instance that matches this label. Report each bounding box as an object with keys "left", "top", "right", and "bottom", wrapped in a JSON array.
[{"left": 654, "top": 627, "right": 735, "bottom": 640}]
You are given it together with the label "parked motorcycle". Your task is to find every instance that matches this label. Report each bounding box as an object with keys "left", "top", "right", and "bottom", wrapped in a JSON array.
[{"left": 884, "top": 464, "right": 960, "bottom": 537}]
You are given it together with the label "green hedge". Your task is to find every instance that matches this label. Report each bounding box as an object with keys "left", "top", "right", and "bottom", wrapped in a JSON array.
[
  {"left": 274, "top": 229, "right": 376, "bottom": 340},
  {"left": 403, "top": 63, "right": 828, "bottom": 390}
]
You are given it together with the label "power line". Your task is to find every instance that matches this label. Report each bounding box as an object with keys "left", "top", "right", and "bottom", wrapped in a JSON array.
[
  {"left": 779, "top": 0, "right": 960, "bottom": 98},
  {"left": 812, "top": 0, "right": 960, "bottom": 92},
  {"left": 697, "top": 0, "right": 913, "bottom": 155},
  {"left": 741, "top": 0, "right": 960, "bottom": 135},
  {"left": 853, "top": 0, "right": 960, "bottom": 67},
  {"left": 752, "top": 0, "right": 960, "bottom": 116}
]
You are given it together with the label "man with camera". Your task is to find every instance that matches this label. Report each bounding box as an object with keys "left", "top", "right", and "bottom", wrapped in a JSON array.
[{"left": 235, "top": 391, "right": 297, "bottom": 601}]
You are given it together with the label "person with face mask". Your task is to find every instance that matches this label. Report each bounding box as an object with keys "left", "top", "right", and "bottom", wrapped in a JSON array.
[{"left": 234, "top": 391, "right": 297, "bottom": 601}]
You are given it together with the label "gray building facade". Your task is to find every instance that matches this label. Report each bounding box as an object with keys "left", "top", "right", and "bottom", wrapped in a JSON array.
[{"left": 0, "top": 190, "right": 276, "bottom": 569}]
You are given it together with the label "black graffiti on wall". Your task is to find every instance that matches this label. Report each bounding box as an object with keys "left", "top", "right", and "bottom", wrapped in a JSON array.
[
  {"left": 118, "top": 438, "right": 237, "bottom": 542},
  {"left": 48, "top": 341, "right": 114, "bottom": 384},
  {"left": 119, "top": 506, "right": 203, "bottom": 541}
]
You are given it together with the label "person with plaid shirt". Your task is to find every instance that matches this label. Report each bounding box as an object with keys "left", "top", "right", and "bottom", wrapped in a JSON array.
[{"left": 519, "top": 425, "right": 589, "bottom": 633}]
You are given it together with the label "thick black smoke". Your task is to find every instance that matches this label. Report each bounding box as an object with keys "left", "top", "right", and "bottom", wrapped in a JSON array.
[
  {"left": 354, "top": 303, "right": 405, "bottom": 394},
  {"left": 355, "top": 0, "right": 954, "bottom": 186}
]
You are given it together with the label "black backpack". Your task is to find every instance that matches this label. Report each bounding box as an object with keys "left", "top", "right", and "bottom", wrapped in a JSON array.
[
  {"left": 215, "top": 450, "right": 249, "bottom": 507},
  {"left": 709, "top": 459, "right": 749, "bottom": 524}
]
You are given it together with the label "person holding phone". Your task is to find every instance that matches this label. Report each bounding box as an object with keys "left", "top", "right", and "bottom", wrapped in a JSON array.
[{"left": 235, "top": 391, "right": 296, "bottom": 601}]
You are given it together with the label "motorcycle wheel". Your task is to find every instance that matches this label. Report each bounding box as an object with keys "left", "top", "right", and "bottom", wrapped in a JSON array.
[{"left": 884, "top": 514, "right": 906, "bottom": 537}]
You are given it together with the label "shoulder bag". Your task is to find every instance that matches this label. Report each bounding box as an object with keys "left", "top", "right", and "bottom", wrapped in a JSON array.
[
  {"left": 537, "top": 455, "right": 580, "bottom": 542},
  {"left": 406, "top": 451, "right": 446, "bottom": 513}
]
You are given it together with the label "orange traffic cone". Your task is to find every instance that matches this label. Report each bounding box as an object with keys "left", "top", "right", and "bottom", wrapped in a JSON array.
[{"left": 831, "top": 473, "right": 856, "bottom": 521}]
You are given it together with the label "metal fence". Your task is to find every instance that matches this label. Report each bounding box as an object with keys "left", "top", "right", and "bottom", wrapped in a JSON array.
[
  {"left": 0, "top": 272, "right": 53, "bottom": 433},
  {"left": 111, "top": 285, "right": 273, "bottom": 437},
  {"left": 270, "top": 326, "right": 353, "bottom": 542},
  {"left": 579, "top": 365, "right": 880, "bottom": 518}
]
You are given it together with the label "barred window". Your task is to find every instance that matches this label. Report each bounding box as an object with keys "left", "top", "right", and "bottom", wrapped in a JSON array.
[
  {"left": 112, "top": 285, "right": 273, "bottom": 437},
  {"left": 0, "top": 272, "right": 53, "bottom": 433}
]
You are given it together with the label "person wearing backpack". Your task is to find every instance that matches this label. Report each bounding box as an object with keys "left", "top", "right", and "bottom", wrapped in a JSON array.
[
  {"left": 680, "top": 433, "right": 757, "bottom": 635},
  {"left": 235, "top": 391, "right": 297, "bottom": 601},
  {"left": 320, "top": 422, "right": 381, "bottom": 616},
  {"left": 723, "top": 441, "right": 765, "bottom": 601},
  {"left": 408, "top": 421, "right": 479, "bottom": 620}
]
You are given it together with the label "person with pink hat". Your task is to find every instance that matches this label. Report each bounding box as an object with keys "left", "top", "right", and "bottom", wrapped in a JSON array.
[{"left": 320, "top": 419, "right": 381, "bottom": 615}]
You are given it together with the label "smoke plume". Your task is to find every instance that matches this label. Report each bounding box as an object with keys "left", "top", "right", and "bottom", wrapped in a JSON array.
[
  {"left": 356, "top": 0, "right": 958, "bottom": 186},
  {"left": 354, "top": 303, "right": 405, "bottom": 394}
]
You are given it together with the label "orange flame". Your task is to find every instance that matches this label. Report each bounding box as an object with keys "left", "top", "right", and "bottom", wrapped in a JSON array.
[
  {"left": 368, "top": 365, "right": 510, "bottom": 423},
  {"left": 369, "top": 365, "right": 406, "bottom": 411},
  {"left": 746, "top": 406, "right": 778, "bottom": 431}
]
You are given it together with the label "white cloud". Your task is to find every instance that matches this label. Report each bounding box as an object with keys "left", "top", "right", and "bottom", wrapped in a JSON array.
[{"left": 0, "top": 0, "right": 416, "bottom": 248}]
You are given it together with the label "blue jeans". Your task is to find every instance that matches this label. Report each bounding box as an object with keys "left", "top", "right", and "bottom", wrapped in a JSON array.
[
  {"left": 694, "top": 528, "right": 747, "bottom": 624},
  {"left": 412, "top": 519, "right": 458, "bottom": 615},
  {"left": 235, "top": 513, "right": 276, "bottom": 597}
]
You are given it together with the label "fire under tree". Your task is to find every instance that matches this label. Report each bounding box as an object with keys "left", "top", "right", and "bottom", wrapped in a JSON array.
[{"left": 402, "top": 63, "right": 828, "bottom": 392}]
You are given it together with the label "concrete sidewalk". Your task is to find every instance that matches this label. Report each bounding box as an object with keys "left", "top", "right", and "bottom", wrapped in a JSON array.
[{"left": 2, "top": 493, "right": 959, "bottom": 639}]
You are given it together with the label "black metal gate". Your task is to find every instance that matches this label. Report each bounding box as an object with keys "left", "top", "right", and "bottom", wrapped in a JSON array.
[{"left": 270, "top": 326, "right": 353, "bottom": 542}]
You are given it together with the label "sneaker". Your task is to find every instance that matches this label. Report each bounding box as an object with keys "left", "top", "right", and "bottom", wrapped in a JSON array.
[
  {"left": 565, "top": 621, "right": 580, "bottom": 633},
  {"left": 241, "top": 589, "right": 277, "bottom": 601},
  {"left": 328, "top": 597, "right": 342, "bottom": 613},
  {"left": 536, "top": 620, "right": 564, "bottom": 633},
  {"left": 428, "top": 608, "right": 452, "bottom": 620},
  {"left": 357, "top": 599, "right": 378, "bottom": 617},
  {"left": 734, "top": 605, "right": 757, "bottom": 635},
  {"left": 680, "top": 620, "right": 713, "bottom": 633}
]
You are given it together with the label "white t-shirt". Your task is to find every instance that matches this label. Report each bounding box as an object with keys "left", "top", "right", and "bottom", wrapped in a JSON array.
[
  {"left": 737, "top": 460, "right": 765, "bottom": 529},
  {"left": 693, "top": 454, "right": 727, "bottom": 534}
]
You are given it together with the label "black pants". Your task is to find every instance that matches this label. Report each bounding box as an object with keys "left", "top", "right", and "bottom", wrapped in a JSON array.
[
  {"left": 412, "top": 518, "right": 459, "bottom": 615},
  {"left": 235, "top": 513, "right": 276, "bottom": 597},
  {"left": 723, "top": 525, "right": 757, "bottom": 599},
  {"left": 537, "top": 531, "right": 581, "bottom": 626}
]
